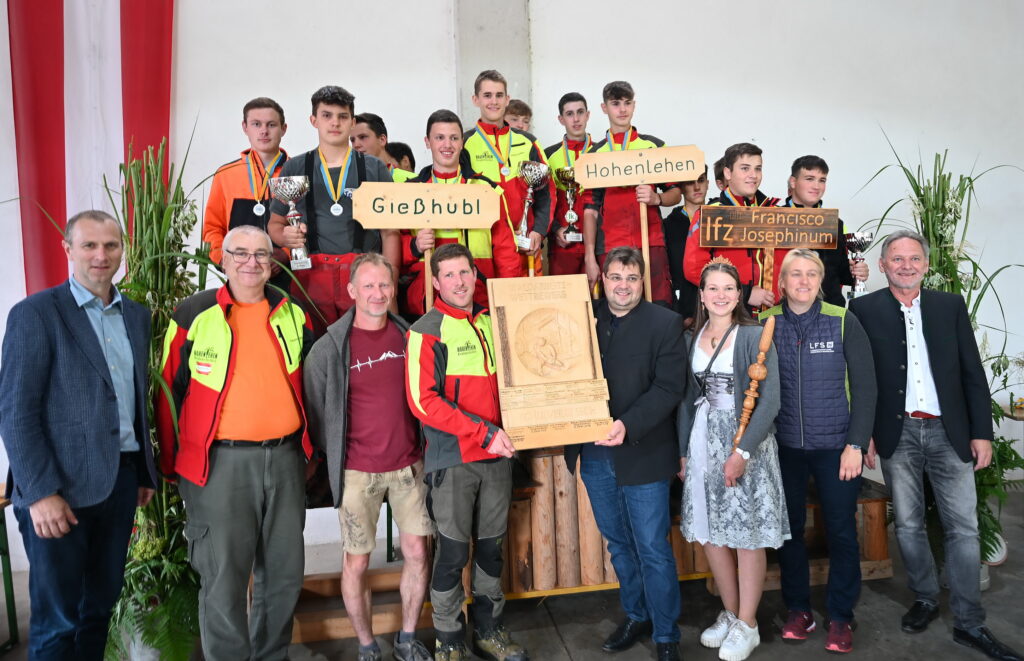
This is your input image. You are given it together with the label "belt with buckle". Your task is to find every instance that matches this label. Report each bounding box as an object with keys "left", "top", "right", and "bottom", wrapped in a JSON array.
[
  {"left": 906, "top": 410, "right": 940, "bottom": 419},
  {"left": 213, "top": 429, "right": 301, "bottom": 448}
]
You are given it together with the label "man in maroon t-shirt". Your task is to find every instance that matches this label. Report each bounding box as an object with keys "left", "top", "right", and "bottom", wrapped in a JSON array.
[{"left": 304, "top": 253, "right": 433, "bottom": 661}]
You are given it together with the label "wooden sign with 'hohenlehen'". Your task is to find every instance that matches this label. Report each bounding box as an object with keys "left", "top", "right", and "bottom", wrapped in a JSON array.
[
  {"left": 351, "top": 182, "right": 499, "bottom": 229},
  {"left": 574, "top": 144, "right": 706, "bottom": 188},
  {"left": 487, "top": 274, "right": 612, "bottom": 450},
  {"left": 698, "top": 206, "right": 840, "bottom": 249}
]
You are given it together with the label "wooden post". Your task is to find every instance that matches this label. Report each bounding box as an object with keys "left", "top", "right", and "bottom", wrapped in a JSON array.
[
  {"left": 575, "top": 461, "right": 604, "bottom": 585},
  {"left": 424, "top": 247, "right": 433, "bottom": 310},
  {"left": 552, "top": 456, "right": 581, "bottom": 587},
  {"left": 508, "top": 499, "right": 533, "bottom": 593},
  {"left": 639, "top": 201, "right": 652, "bottom": 302},
  {"left": 530, "top": 456, "right": 557, "bottom": 591},
  {"left": 760, "top": 249, "right": 774, "bottom": 311},
  {"left": 602, "top": 541, "right": 616, "bottom": 583},
  {"left": 862, "top": 501, "right": 889, "bottom": 561}
]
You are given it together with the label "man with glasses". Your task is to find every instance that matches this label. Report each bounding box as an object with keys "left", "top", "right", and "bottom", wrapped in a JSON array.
[
  {"left": 156, "top": 225, "right": 314, "bottom": 661},
  {"left": 564, "top": 246, "right": 687, "bottom": 660}
]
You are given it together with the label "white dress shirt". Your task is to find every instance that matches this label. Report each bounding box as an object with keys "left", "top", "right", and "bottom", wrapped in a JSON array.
[{"left": 901, "top": 294, "right": 942, "bottom": 415}]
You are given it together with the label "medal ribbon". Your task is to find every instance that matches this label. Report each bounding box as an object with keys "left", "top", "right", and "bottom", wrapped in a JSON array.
[
  {"left": 430, "top": 168, "right": 462, "bottom": 184},
  {"left": 318, "top": 147, "right": 353, "bottom": 203},
  {"left": 246, "top": 151, "right": 282, "bottom": 201},
  {"left": 474, "top": 123, "right": 510, "bottom": 176},
  {"left": 724, "top": 188, "right": 748, "bottom": 207},
  {"left": 606, "top": 127, "right": 632, "bottom": 152},
  {"left": 561, "top": 134, "right": 592, "bottom": 167}
]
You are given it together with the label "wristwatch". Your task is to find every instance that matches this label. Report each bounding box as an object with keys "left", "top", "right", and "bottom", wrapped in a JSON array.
[
  {"left": 848, "top": 444, "right": 863, "bottom": 452},
  {"left": 734, "top": 447, "right": 751, "bottom": 461}
]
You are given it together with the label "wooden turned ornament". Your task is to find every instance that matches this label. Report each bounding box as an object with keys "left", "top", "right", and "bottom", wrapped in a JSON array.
[{"left": 732, "top": 316, "right": 775, "bottom": 449}]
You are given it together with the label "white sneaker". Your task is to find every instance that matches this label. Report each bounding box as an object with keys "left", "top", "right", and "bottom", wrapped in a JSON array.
[
  {"left": 701, "top": 610, "right": 738, "bottom": 648},
  {"left": 719, "top": 619, "right": 760, "bottom": 661}
]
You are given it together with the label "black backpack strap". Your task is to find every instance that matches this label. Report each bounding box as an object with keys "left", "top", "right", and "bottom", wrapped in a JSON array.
[
  {"left": 303, "top": 151, "right": 320, "bottom": 253},
  {"left": 352, "top": 151, "right": 368, "bottom": 252}
]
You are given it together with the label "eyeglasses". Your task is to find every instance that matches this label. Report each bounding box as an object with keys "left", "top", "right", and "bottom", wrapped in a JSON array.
[
  {"left": 605, "top": 274, "right": 641, "bottom": 284},
  {"left": 224, "top": 249, "right": 271, "bottom": 264}
]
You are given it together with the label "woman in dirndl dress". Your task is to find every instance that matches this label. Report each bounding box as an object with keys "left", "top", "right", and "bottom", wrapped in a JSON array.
[{"left": 677, "top": 259, "right": 790, "bottom": 661}]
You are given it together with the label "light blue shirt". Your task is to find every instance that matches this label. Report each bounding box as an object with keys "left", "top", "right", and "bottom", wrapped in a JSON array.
[{"left": 68, "top": 276, "right": 139, "bottom": 452}]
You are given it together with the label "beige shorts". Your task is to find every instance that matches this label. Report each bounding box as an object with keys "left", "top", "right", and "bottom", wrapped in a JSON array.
[{"left": 339, "top": 460, "right": 434, "bottom": 554}]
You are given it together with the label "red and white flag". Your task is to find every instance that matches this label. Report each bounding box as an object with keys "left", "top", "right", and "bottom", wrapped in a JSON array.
[{"left": 8, "top": 0, "right": 174, "bottom": 294}]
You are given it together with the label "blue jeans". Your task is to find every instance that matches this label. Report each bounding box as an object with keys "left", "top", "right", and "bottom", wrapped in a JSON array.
[
  {"left": 777, "top": 446, "right": 861, "bottom": 623},
  {"left": 14, "top": 459, "right": 138, "bottom": 661},
  {"left": 579, "top": 458, "right": 680, "bottom": 643},
  {"left": 880, "top": 417, "right": 985, "bottom": 630}
]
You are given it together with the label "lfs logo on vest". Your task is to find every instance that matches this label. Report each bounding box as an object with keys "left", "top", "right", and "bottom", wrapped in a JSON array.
[{"left": 808, "top": 340, "right": 835, "bottom": 355}]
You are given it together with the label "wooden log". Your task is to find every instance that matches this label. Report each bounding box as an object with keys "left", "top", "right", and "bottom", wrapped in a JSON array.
[
  {"left": 693, "top": 541, "right": 710, "bottom": 573},
  {"left": 530, "top": 456, "right": 557, "bottom": 591},
  {"left": 552, "top": 456, "right": 581, "bottom": 587},
  {"left": 292, "top": 604, "right": 434, "bottom": 644},
  {"left": 603, "top": 540, "right": 616, "bottom": 583},
  {"left": 508, "top": 499, "right": 533, "bottom": 593},
  {"left": 575, "top": 460, "right": 605, "bottom": 585},
  {"left": 862, "top": 500, "right": 889, "bottom": 561}
]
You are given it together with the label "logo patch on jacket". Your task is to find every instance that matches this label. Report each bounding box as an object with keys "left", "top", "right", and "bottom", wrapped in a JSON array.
[
  {"left": 456, "top": 341, "right": 477, "bottom": 356},
  {"left": 808, "top": 340, "right": 835, "bottom": 354},
  {"left": 196, "top": 362, "right": 213, "bottom": 375}
]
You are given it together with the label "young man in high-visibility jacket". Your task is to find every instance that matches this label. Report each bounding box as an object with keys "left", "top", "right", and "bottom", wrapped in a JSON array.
[{"left": 544, "top": 92, "right": 593, "bottom": 276}]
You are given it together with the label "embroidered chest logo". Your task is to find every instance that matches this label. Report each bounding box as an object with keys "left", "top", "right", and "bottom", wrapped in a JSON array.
[
  {"left": 808, "top": 340, "right": 835, "bottom": 355},
  {"left": 351, "top": 350, "right": 405, "bottom": 372},
  {"left": 456, "top": 341, "right": 477, "bottom": 356},
  {"left": 193, "top": 347, "right": 219, "bottom": 375}
]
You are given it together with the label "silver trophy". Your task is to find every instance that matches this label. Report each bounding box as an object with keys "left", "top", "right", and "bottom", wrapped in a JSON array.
[
  {"left": 554, "top": 167, "right": 583, "bottom": 243},
  {"left": 269, "top": 176, "right": 312, "bottom": 270},
  {"left": 516, "top": 161, "right": 550, "bottom": 251},
  {"left": 844, "top": 231, "right": 874, "bottom": 300}
]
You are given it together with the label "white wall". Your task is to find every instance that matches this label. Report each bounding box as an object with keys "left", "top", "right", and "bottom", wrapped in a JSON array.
[{"left": 3, "top": 0, "right": 1023, "bottom": 569}]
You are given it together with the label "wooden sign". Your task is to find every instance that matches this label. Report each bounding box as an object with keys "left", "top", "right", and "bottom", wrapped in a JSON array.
[
  {"left": 487, "top": 274, "right": 612, "bottom": 450},
  {"left": 698, "top": 206, "right": 839, "bottom": 250},
  {"left": 351, "top": 182, "right": 499, "bottom": 229},
  {"left": 574, "top": 144, "right": 705, "bottom": 188}
]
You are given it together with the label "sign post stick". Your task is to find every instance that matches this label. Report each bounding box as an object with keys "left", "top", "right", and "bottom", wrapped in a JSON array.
[
  {"left": 424, "top": 247, "right": 434, "bottom": 309},
  {"left": 638, "top": 201, "right": 652, "bottom": 302}
]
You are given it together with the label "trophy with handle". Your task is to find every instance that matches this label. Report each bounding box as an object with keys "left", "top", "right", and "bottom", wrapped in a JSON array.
[
  {"left": 516, "top": 161, "right": 550, "bottom": 253},
  {"left": 554, "top": 167, "right": 583, "bottom": 243},
  {"left": 844, "top": 231, "right": 873, "bottom": 300},
  {"left": 269, "top": 176, "right": 312, "bottom": 270}
]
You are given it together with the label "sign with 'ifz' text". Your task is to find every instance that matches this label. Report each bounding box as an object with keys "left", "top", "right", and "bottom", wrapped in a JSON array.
[{"left": 698, "top": 206, "right": 840, "bottom": 249}]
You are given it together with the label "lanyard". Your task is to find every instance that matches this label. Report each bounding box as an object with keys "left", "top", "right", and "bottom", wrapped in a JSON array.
[
  {"left": 561, "top": 134, "right": 592, "bottom": 167},
  {"left": 317, "top": 147, "right": 353, "bottom": 203},
  {"left": 474, "top": 123, "right": 510, "bottom": 173},
  {"left": 606, "top": 127, "right": 632, "bottom": 152},
  {"left": 724, "top": 189, "right": 749, "bottom": 207},
  {"left": 246, "top": 151, "right": 282, "bottom": 201}
]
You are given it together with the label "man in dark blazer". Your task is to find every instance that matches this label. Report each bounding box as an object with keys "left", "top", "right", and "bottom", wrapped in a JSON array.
[
  {"left": 565, "top": 246, "right": 687, "bottom": 661},
  {"left": 851, "top": 230, "right": 1020, "bottom": 661},
  {"left": 0, "top": 210, "right": 156, "bottom": 660}
]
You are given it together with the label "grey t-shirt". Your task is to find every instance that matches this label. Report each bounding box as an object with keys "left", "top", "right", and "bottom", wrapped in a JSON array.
[{"left": 270, "top": 149, "right": 392, "bottom": 255}]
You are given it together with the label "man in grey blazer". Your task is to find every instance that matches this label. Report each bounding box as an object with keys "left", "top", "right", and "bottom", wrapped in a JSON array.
[{"left": 0, "top": 210, "right": 156, "bottom": 660}]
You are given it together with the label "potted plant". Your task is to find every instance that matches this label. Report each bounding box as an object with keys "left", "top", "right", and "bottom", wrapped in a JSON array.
[
  {"left": 870, "top": 142, "right": 1024, "bottom": 566},
  {"left": 103, "top": 139, "right": 211, "bottom": 660}
]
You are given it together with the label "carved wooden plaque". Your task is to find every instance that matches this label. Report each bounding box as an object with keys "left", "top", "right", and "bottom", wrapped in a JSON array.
[
  {"left": 698, "top": 205, "right": 839, "bottom": 249},
  {"left": 487, "top": 274, "right": 612, "bottom": 449}
]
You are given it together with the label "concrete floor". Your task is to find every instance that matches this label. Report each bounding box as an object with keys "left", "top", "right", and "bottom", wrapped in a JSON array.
[{"left": 1, "top": 493, "right": 1020, "bottom": 660}]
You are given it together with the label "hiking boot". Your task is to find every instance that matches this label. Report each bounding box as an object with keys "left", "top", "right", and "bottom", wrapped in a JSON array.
[
  {"left": 393, "top": 634, "right": 431, "bottom": 661},
  {"left": 433, "top": 639, "right": 469, "bottom": 661},
  {"left": 472, "top": 625, "right": 529, "bottom": 660},
  {"left": 781, "top": 610, "right": 816, "bottom": 642}
]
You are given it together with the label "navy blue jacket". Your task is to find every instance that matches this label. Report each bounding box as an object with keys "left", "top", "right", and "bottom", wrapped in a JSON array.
[
  {"left": 0, "top": 281, "right": 156, "bottom": 508},
  {"left": 760, "top": 301, "right": 876, "bottom": 451}
]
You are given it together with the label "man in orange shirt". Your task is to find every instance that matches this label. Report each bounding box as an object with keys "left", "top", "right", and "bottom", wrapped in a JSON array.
[{"left": 156, "top": 225, "right": 313, "bottom": 661}]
